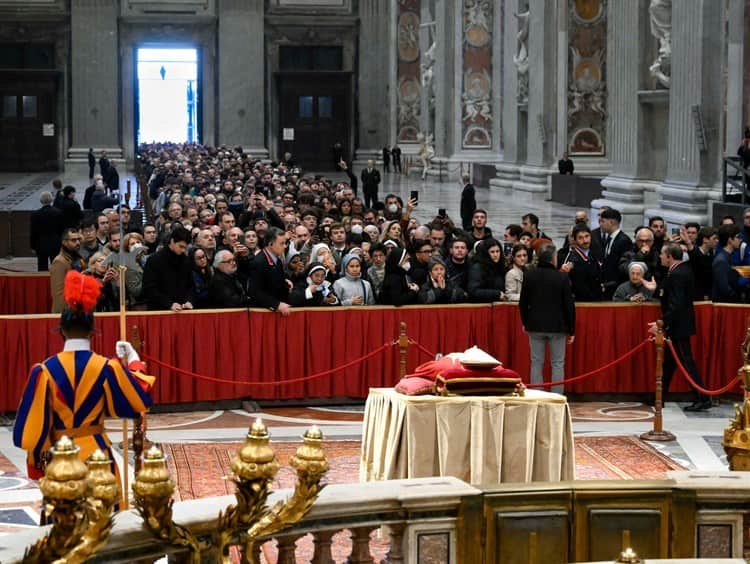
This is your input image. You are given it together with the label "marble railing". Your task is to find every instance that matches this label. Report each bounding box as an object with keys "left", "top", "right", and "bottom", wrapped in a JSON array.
[
  {"left": 3, "top": 473, "right": 750, "bottom": 563},
  {"left": 0, "top": 477, "right": 475, "bottom": 563}
]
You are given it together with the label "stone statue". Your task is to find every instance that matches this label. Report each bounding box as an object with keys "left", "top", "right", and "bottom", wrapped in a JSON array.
[
  {"left": 421, "top": 38, "right": 436, "bottom": 111},
  {"left": 648, "top": 0, "right": 672, "bottom": 88},
  {"left": 513, "top": 10, "right": 530, "bottom": 103},
  {"left": 417, "top": 132, "right": 435, "bottom": 180}
]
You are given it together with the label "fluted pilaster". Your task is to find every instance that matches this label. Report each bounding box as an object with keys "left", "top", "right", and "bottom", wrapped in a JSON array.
[
  {"left": 653, "top": 0, "right": 724, "bottom": 223},
  {"left": 357, "top": 0, "right": 390, "bottom": 153}
]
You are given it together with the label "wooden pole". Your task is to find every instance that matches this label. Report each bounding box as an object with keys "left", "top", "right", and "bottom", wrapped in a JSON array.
[
  {"left": 118, "top": 264, "right": 129, "bottom": 508},
  {"left": 528, "top": 531, "right": 537, "bottom": 564},
  {"left": 641, "top": 320, "right": 676, "bottom": 441},
  {"left": 398, "top": 322, "right": 409, "bottom": 379},
  {"left": 131, "top": 325, "right": 145, "bottom": 475}
]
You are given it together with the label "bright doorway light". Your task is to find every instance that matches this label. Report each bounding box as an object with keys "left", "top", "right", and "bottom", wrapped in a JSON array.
[{"left": 137, "top": 47, "right": 198, "bottom": 144}]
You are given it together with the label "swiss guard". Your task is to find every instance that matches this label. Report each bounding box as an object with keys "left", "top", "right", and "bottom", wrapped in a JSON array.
[{"left": 13, "top": 270, "right": 154, "bottom": 481}]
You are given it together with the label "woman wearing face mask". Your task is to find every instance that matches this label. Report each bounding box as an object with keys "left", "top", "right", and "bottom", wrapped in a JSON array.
[
  {"left": 504, "top": 244, "right": 529, "bottom": 302},
  {"left": 290, "top": 263, "right": 340, "bottom": 306},
  {"left": 419, "top": 257, "right": 467, "bottom": 304},
  {"left": 468, "top": 238, "right": 508, "bottom": 303},
  {"left": 333, "top": 254, "right": 375, "bottom": 306},
  {"left": 379, "top": 246, "right": 419, "bottom": 305}
]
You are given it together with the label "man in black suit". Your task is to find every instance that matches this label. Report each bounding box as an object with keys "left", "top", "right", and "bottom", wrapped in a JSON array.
[
  {"left": 250, "top": 227, "right": 293, "bottom": 315},
  {"left": 382, "top": 146, "right": 391, "bottom": 173},
  {"left": 599, "top": 207, "right": 632, "bottom": 299},
  {"left": 391, "top": 145, "right": 402, "bottom": 173},
  {"left": 99, "top": 151, "right": 110, "bottom": 178},
  {"left": 459, "top": 174, "right": 476, "bottom": 231},
  {"left": 649, "top": 242, "right": 711, "bottom": 411},
  {"left": 360, "top": 159, "right": 381, "bottom": 209},
  {"left": 560, "top": 224, "right": 602, "bottom": 301},
  {"left": 590, "top": 205, "right": 610, "bottom": 262},
  {"left": 105, "top": 162, "right": 120, "bottom": 194},
  {"left": 142, "top": 227, "right": 194, "bottom": 311},
  {"left": 519, "top": 244, "right": 576, "bottom": 394},
  {"left": 30, "top": 191, "right": 64, "bottom": 272},
  {"left": 558, "top": 152, "right": 574, "bottom": 175},
  {"left": 56, "top": 185, "right": 83, "bottom": 230},
  {"left": 87, "top": 147, "right": 96, "bottom": 179}
]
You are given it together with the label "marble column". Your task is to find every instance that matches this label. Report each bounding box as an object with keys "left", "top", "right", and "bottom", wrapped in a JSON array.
[
  {"left": 65, "top": 0, "right": 121, "bottom": 173},
  {"left": 218, "top": 0, "right": 266, "bottom": 156},
  {"left": 726, "top": 0, "right": 744, "bottom": 151},
  {"left": 492, "top": 0, "right": 523, "bottom": 189},
  {"left": 593, "top": 0, "right": 648, "bottom": 228},
  {"left": 512, "top": 0, "right": 556, "bottom": 197},
  {"left": 356, "top": 0, "right": 391, "bottom": 161},
  {"left": 645, "top": 0, "right": 725, "bottom": 225}
]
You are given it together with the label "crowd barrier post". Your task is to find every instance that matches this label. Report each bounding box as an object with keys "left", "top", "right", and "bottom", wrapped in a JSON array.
[
  {"left": 125, "top": 179, "right": 131, "bottom": 207},
  {"left": 398, "top": 322, "right": 409, "bottom": 379},
  {"left": 131, "top": 324, "right": 146, "bottom": 475},
  {"left": 641, "top": 320, "right": 676, "bottom": 442}
]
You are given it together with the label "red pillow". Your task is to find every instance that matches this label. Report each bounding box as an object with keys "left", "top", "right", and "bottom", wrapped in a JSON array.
[
  {"left": 408, "top": 356, "right": 520, "bottom": 381},
  {"left": 395, "top": 376, "right": 435, "bottom": 396}
]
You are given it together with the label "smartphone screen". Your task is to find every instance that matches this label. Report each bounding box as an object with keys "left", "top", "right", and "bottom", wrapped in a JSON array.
[
  {"left": 438, "top": 208, "right": 446, "bottom": 217},
  {"left": 410, "top": 190, "right": 419, "bottom": 203},
  {"left": 671, "top": 227, "right": 680, "bottom": 235}
]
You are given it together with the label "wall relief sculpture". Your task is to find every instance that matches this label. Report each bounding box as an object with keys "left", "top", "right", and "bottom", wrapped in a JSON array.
[
  {"left": 648, "top": 0, "right": 671, "bottom": 88},
  {"left": 513, "top": 9, "right": 529, "bottom": 105},
  {"left": 567, "top": 0, "right": 607, "bottom": 156},
  {"left": 396, "top": 1, "right": 421, "bottom": 142},
  {"left": 461, "top": 0, "right": 493, "bottom": 149}
]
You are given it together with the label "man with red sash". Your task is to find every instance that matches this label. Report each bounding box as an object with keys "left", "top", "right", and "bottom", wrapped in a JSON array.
[{"left": 13, "top": 270, "right": 155, "bottom": 480}]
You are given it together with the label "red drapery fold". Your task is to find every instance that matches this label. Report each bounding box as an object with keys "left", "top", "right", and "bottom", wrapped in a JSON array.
[
  {"left": 0, "top": 273, "right": 51, "bottom": 314},
  {"left": 1, "top": 302, "right": 748, "bottom": 412}
]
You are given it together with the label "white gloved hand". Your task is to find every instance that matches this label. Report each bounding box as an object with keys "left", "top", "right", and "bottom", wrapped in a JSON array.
[{"left": 115, "top": 341, "right": 140, "bottom": 365}]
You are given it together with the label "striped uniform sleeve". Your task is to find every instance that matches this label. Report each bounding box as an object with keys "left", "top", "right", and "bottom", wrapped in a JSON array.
[
  {"left": 102, "top": 358, "right": 154, "bottom": 418},
  {"left": 12, "top": 364, "right": 53, "bottom": 479}
]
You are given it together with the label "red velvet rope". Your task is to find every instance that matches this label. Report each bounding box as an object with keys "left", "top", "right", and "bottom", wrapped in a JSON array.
[
  {"left": 408, "top": 336, "right": 653, "bottom": 389},
  {"left": 525, "top": 338, "right": 653, "bottom": 388},
  {"left": 665, "top": 339, "right": 741, "bottom": 396},
  {"left": 140, "top": 340, "right": 396, "bottom": 386}
]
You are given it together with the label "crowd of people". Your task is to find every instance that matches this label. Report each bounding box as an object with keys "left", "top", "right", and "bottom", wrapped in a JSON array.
[{"left": 29, "top": 142, "right": 750, "bottom": 318}]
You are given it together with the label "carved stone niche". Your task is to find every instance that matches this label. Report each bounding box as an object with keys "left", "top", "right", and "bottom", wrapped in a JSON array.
[{"left": 120, "top": 0, "right": 216, "bottom": 20}]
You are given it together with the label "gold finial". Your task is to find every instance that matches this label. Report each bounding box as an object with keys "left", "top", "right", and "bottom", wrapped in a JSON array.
[
  {"left": 54, "top": 435, "right": 76, "bottom": 452},
  {"left": 724, "top": 319, "right": 750, "bottom": 469},
  {"left": 230, "top": 419, "right": 279, "bottom": 482},
  {"left": 305, "top": 424, "right": 323, "bottom": 441},
  {"left": 144, "top": 445, "right": 165, "bottom": 460},
  {"left": 291, "top": 425, "right": 329, "bottom": 474},
  {"left": 617, "top": 547, "right": 641, "bottom": 563},
  {"left": 86, "top": 449, "right": 120, "bottom": 506}
]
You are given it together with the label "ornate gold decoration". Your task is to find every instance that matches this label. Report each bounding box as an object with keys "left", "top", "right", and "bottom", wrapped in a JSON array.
[
  {"left": 23, "top": 436, "right": 89, "bottom": 563},
  {"left": 723, "top": 322, "right": 750, "bottom": 469},
  {"left": 617, "top": 547, "right": 641, "bottom": 563},
  {"left": 214, "top": 418, "right": 280, "bottom": 562},
  {"left": 132, "top": 445, "right": 202, "bottom": 562},
  {"left": 63, "top": 449, "right": 120, "bottom": 563},
  {"left": 244, "top": 424, "right": 329, "bottom": 563}
]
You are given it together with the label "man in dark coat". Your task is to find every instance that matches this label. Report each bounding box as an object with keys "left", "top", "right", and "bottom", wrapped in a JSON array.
[
  {"left": 56, "top": 185, "right": 83, "bottom": 230},
  {"left": 519, "top": 243, "right": 575, "bottom": 393},
  {"left": 650, "top": 242, "right": 711, "bottom": 411},
  {"left": 360, "top": 159, "right": 381, "bottom": 209},
  {"left": 87, "top": 147, "right": 96, "bottom": 179},
  {"left": 460, "top": 174, "right": 476, "bottom": 231},
  {"left": 249, "top": 228, "right": 292, "bottom": 315},
  {"left": 30, "top": 191, "right": 64, "bottom": 271},
  {"left": 105, "top": 162, "right": 120, "bottom": 194},
  {"left": 99, "top": 151, "right": 110, "bottom": 178},
  {"left": 208, "top": 249, "right": 251, "bottom": 308},
  {"left": 599, "top": 207, "right": 632, "bottom": 299},
  {"left": 561, "top": 224, "right": 602, "bottom": 301},
  {"left": 142, "top": 227, "right": 193, "bottom": 311}
]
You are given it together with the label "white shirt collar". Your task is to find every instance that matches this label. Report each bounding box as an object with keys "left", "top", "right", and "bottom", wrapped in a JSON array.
[{"left": 63, "top": 338, "right": 91, "bottom": 352}]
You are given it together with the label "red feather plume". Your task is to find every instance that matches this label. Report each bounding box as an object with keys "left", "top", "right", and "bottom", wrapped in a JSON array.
[{"left": 63, "top": 270, "right": 101, "bottom": 313}]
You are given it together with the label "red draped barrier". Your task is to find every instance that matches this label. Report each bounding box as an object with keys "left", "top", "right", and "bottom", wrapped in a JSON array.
[
  {"left": 1, "top": 302, "right": 748, "bottom": 412},
  {"left": 0, "top": 273, "right": 51, "bottom": 314}
]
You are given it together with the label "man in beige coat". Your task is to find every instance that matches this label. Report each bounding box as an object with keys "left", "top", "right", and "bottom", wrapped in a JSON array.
[{"left": 50, "top": 227, "right": 86, "bottom": 312}]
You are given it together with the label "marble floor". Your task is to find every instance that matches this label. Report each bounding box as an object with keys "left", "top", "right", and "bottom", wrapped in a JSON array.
[{"left": 0, "top": 168, "right": 578, "bottom": 270}]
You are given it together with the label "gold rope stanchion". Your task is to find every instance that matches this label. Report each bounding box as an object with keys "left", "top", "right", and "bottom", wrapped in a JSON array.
[
  {"left": 398, "top": 322, "right": 409, "bottom": 379},
  {"left": 641, "top": 320, "right": 675, "bottom": 442}
]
